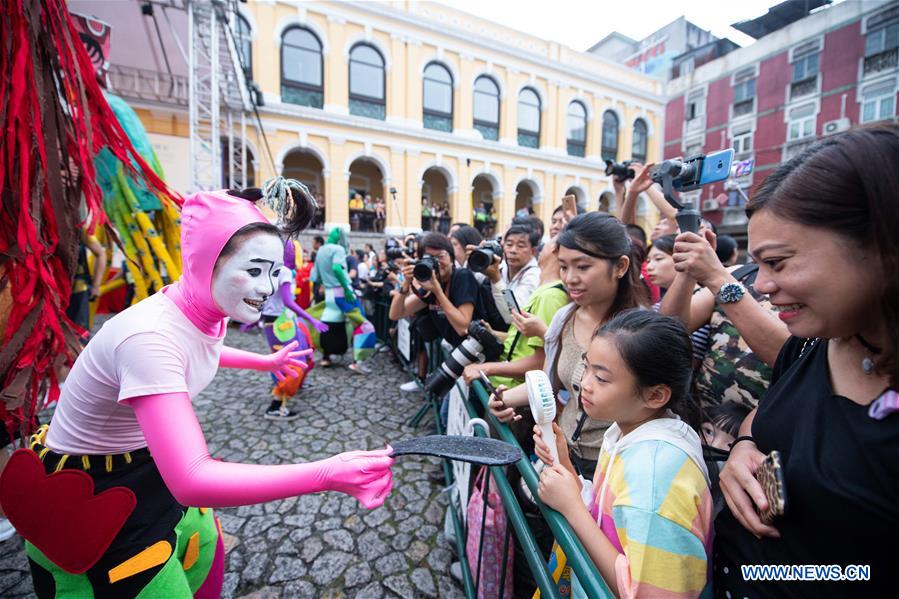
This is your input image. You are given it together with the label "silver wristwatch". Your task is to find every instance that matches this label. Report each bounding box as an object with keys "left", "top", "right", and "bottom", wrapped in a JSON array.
[{"left": 717, "top": 282, "right": 746, "bottom": 304}]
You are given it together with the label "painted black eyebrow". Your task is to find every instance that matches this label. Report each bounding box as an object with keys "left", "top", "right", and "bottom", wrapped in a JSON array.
[{"left": 249, "top": 259, "right": 274, "bottom": 265}]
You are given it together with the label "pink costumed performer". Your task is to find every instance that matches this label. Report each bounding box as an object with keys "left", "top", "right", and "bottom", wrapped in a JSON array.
[{"left": 0, "top": 180, "right": 393, "bottom": 598}]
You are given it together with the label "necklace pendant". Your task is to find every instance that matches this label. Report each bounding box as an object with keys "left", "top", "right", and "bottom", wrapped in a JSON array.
[{"left": 862, "top": 356, "right": 875, "bottom": 375}]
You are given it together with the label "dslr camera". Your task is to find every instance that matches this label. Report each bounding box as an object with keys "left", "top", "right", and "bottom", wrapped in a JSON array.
[
  {"left": 413, "top": 254, "right": 440, "bottom": 282},
  {"left": 604, "top": 159, "right": 636, "bottom": 181},
  {"left": 468, "top": 239, "right": 503, "bottom": 273},
  {"left": 424, "top": 321, "right": 505, "bottom": 397}
]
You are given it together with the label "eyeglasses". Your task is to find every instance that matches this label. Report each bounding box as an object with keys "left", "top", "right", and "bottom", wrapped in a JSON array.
[{"left": 426, "top": 251, "right": 450, "bottom": 260}]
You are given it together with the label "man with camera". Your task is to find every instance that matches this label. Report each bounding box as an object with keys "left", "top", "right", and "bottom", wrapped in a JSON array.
[
  {"left": 469, "top": 223, "right": 542, "bottom": 326},
  {"left": 388, "top": 232, "right": 483, "bottom": 348}
]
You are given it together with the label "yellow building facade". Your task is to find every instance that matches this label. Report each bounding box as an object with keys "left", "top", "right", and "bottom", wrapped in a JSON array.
[{"left": 136, "top": 1, "right": 666, "bottom": 236}]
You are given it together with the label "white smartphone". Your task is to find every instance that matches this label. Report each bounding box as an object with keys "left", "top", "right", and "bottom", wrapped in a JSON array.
[{"left": 502, "top": 288, "right": 522, "bottom": 314}]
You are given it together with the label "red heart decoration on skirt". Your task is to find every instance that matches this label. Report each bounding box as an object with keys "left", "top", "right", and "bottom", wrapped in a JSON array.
[{"left": 0, "top": 449, "right": 136, "bottom": 574}]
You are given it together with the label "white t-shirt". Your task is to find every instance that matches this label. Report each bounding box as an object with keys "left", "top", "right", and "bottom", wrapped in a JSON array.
[
  {"left": 262, "top": 268, "right": 296, "bottom": 317},
  {"left": 357, "top": 261, "right": 370, "bottom": 281},
  {"left": 46, "top": 292, "right": 224, "bottom": 454}
]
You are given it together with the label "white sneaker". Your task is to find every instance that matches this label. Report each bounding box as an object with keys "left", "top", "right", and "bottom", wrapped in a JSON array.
[
  {"left": 400, "top": 380, "right": 420, "bottom": 392},
  {"left": 0, "top": 518, "right": 16, "bottom": 542}
]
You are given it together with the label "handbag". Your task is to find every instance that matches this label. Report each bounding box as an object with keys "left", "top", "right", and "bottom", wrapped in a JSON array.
[{"left": 466, "top": 466, "right": 514, "bottom": 599}]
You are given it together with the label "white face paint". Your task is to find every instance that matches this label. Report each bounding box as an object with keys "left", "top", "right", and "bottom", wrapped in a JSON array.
[{"left": 211, "top": 233, "right": 284, "bottom": 323}]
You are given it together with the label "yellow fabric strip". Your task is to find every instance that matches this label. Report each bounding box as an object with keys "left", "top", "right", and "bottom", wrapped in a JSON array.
[
  {"left": 124, "top": 452, "right": 132, "bottom": 464},
  {"left": 38, "top": 447, "right": 50, "bottom": 460},
  {"left": 82, "top": 455, "right": 91, "bottom": 470},
  {"left": 105, "top": 455, "right": 113, "bottom": 473},
  {"left": 53, "top": 455, "right": 70, "bottom": 473},
  {"left": 108, "top": 540, "right": 172, "bottom": 583},
  {"left": 182, "top": 532, "right": 200, "bottom": 571}
]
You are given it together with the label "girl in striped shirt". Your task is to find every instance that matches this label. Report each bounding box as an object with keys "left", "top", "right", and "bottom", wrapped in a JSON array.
[{"left": 535, "top": 310, "right": 712, "bottom": 598}]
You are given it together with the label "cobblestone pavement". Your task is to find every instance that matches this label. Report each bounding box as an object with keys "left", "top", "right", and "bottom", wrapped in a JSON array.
[{"left": 0, "top": 321, "right": 463, "bottom": 598}]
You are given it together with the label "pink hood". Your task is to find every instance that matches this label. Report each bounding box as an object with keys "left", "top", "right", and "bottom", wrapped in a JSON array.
[{"left": 163, "top": 190, "right": 269, "bottom": 336}]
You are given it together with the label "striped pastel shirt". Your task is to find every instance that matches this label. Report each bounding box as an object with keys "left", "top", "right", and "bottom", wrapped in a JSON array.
[{"left": 586, "top": 440, "right": 713, "bottom": 598}]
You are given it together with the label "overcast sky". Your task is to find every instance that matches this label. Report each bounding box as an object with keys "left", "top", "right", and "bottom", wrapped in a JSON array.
[{"left": 436, "top": 0, "right": 820, "bottom": 51}]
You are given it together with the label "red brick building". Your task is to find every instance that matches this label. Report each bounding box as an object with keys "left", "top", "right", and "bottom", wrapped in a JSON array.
[{"left": 663, "top": 0, "right": 898, "bottom": 236}]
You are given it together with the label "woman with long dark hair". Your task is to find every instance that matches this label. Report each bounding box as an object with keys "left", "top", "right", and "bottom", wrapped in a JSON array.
[
  {"left": 489, "top": 212, "right": 648, "bottom": 476},
  {"left": 714, "top": 125, "right": 899, "bottom": 597}
]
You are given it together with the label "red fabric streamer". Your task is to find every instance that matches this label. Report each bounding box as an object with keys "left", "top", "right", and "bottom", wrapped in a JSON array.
[{"left": 0, "top": 0, "right": 182, "bottom": 441}]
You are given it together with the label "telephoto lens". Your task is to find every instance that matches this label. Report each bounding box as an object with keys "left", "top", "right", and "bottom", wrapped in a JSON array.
[
  {"left": 468, "top": 240, "right": 503, "bottom": 273},
  {"left": 385, "top": 246, "right": 408, "bottom": 261},
  {"left": 413, "top": 254, "right": 440, "bottom": 282},
  {"left": 423, "top": 321, "right": 505, "bottom": 397}
]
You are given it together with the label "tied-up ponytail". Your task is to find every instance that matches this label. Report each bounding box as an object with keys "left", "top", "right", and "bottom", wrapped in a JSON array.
[{"left": 262, "top": 176, "right": 317, "bottom": 237}]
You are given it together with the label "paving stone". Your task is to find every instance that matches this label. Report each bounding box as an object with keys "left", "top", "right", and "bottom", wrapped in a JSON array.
[
  {"left": 323, "top": 529, "right": 354, "bottom": 552},
  {"left": 344, "top": 561, "right": 373, "bottom": 588},
  {"left": 309, "top": 550, "right": 353, "bottom": 586},
  {"left": 411, "top": 567, "right": 437, "bottom": 597},
  {"left": 383, "top": 573, "right": 413, "bottom": 597},
  {"left": 4, "top": 323, "right": 461, "bottom": 597},
  {"left": 267, "top": 556, "right": 307, "bottom": 584},
  {"left": 375, "top": 553, "right": 408, "bottom": 576},
  {"left": 353, "top": 581, "right": 385, "bottom": 599},
  {"left": 300, "top": 537, "right": 323, "bottom": 563}
]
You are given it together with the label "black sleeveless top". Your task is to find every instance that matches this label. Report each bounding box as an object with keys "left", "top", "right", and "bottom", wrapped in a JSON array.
[{"left": 714, "top": 337, "right": 899, "bottom": 598}]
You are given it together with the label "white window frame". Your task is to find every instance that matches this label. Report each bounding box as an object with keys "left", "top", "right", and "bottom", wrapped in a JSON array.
[
  {"left": 786, "top": 102, "right": 817, "bottom": 141},
  {"left": 858, "top": 76, "right": 898, "bottom": 123},
  {"left": 681, "top": 83, "right": 708, "bottom": 140},
  {"left": 787, "top": 36, "right": 823, "bottom": 101},
  {"left": 728, "top": 119, "right": 756, "bottom": 159},
  {"left": 730, "top": 64, "right": 759, "bottom": 120},
  {"left": 733, "top": 131, "right": 753, "bottom": 156}
]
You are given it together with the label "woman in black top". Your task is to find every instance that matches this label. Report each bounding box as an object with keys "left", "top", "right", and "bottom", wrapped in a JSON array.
[
  {"left": 713, "top": 125, "right": 899, "bottom": 597},
  {"left": 388, "top": 232, "right": 483, "bottom": 348}
]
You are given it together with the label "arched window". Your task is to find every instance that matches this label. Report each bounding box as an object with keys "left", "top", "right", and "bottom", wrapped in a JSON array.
[
  {"left": 349, "top": 43, "right": 386, "bottom": 120},
  {"left": 517, "top": 87, "right": 541, "bottom": 148},
  {"left": 566, "top": 101, "right": 587, "bottom": 157},
  {"left": 632, "top": 118, "right": 648, "bottom": 163},
  {"left": 423, "top": 62, "right": 453, "bottom": 132},
  {"left": 601, "top": 110, "right": 619, "bottom": 161},
  {"left": 235, "top": 14, "right": 252, "bottom": 80},
  {"left": 281, "top": 26, "right": 323, "bottom": 108},
  {"left": 473, "top": 76, "right": 500, "bottom": 141}
]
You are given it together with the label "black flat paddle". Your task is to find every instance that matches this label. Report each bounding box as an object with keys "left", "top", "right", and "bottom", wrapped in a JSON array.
[{"left": 390, "top": 435, "right": 522, "bottom": 466}]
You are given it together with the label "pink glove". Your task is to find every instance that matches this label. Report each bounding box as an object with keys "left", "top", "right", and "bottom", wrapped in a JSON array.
[
  {"left": 218, "top": 340, "right": 312, "bottom": 380},
  {"left": 128, "top": 392, "right": 394, "bottom": 508}
]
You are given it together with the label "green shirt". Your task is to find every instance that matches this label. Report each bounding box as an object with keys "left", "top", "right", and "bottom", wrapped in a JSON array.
[{"left": 490, "top": 281, "right": 569, "bottom": 389}]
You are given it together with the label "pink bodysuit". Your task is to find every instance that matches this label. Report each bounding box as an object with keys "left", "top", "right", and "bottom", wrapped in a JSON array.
[{"left": 45, "top": 189, "right": 393, "bottom": 509}]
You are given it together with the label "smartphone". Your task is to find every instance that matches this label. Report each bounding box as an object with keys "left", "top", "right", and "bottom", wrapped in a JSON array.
[
  {"left": 479, "top": 371, "right": 498, "bottom": 396},
  {"left": 698, "top": 148, "right": 735, "bottom": 186},
  {"left": 754, "top": 449, "right": 788, "bottom": 524},
  {"left": 562, "top": 194, "right": 577, "bottom": 215},
  {"left": 502, "top": 288, "right": 522, "bottom": 314}
]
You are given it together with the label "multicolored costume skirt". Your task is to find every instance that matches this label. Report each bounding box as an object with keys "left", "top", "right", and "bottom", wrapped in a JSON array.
[
  {"left": 0, "top": 426, "right": 224, "bottom": 598},
  {"left": 262, "top": 310, "right": 314, "bottom": 403},
  {"left": 308, "top": 288, "right": 376, "bottom": 363}
]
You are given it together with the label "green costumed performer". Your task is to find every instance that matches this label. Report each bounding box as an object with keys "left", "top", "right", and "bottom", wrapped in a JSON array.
[{"left": 308, "top": 229, "right": 376, "bottom": 372}]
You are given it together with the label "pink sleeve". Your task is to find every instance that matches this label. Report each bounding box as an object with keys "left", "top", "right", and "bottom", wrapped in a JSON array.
[{"left": 127, "top": 392, "right": 394, "bottom": 508}]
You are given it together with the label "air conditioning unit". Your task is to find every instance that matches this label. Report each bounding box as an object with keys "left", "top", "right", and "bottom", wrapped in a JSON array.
[
  {"left": 823, "top": 118, "right": 850, "bottom": 136},
  {"left": 702, "top": 199, "right": 720, "bottom": 211}
]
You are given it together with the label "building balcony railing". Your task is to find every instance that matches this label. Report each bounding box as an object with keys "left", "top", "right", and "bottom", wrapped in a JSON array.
[
  {"left": 790, "top": 77, "right": 817, "bottom": 100},
  {"left": 864, "top": 48, "right": 898, "bottom": 76},
  {"left": 107, "top": 64, "right": 189, "bottom": 107}
]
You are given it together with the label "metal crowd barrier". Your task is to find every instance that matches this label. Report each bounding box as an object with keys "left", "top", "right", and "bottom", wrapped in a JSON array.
[{"left": 371, "top": 297, "right": 612, "bottom": 599}]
